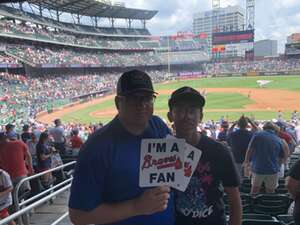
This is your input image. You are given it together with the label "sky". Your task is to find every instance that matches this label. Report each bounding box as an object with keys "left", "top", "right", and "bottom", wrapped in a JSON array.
[{"left": 118, "top": 0, "right": 300, "bottom": 53}]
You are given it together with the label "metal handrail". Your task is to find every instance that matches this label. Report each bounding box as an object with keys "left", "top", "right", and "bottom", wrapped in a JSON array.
[
  {"left": 0, "top": 184, "right": 71, "bottom": 225},
  {"left": 12, "top": 161, "right": 76, "bottom": 225},
  {"left": 19, "top": 177, "right": 72, "bottom": 207},
  {"left": 51, "top": 212, "right": 69, "bottom": 225},
  {"left": 13, "top": 161, "right": 75, "bottom": 211}
]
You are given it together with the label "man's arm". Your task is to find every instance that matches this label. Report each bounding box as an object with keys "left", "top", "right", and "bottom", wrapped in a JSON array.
[
  {"left": 243, "top": 147, "right": 253, "bottom": 165},
  {"left": 69, "top": 186, "right": 170, "bottom": 225},
  {"left": 24, "top": 145, "right": 34, "bottom": 175},
  {"left": 247, "top": 118, "right": 259, "bottom": 131},
  {"left": 286, "top": 176, "right": 300, "bottom": 199},
  {"left": 280, "top": 140, "right": 290, "bottom": 164},
  {"left": 0, "top": 186, "right": 13, "bottom": 198},
  {"left": 290, "top": 138, "right": 297, "bottom": 154},
  {"left": 228, "top": 122, "right": 237, "bottom": 134},
  {"left": 224, "top": 187, "right": 242, "bottom": 225}
]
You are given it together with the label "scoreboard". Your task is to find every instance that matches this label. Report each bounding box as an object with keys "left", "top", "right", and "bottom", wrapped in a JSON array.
[
  {"left": 211, "top": 30, "right": 255, "bottom": 59},
  {"left": 212, "top": 30, "right": 254, "bottom": 45}
]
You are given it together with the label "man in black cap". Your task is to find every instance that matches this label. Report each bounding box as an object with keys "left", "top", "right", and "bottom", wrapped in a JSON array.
[
  {"left": 167, "top": 86, "right": 241, "bottom": 225},
  {"left": 5, "top": 124, "right": 18, "bottom": 140},
  {"left": 69, "top": 70, "right": 173, "bottom": 225}
]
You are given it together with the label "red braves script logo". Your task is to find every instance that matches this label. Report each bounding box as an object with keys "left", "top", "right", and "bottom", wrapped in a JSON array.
[
  {"left": 142, "top": 155, "right": 182, "bottom": 170},
  {"left": 142, "top": 141, "right": 182, "bottom": 170},
  {"left": 184, "top": 163, "right": 192, "bottom": 177}
]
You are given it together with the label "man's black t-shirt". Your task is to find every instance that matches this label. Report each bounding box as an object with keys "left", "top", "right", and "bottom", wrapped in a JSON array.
[
  {"left": 175, "top": 135, "right": 240, "bottom": 225},
  {"left": 227, "top": 129, "right": 253, "bottom": 163}
]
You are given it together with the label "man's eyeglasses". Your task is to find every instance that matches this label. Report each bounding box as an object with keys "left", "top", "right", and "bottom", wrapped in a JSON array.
[{"left": 119, "top": 94, "right": 156, "bottom": 105}]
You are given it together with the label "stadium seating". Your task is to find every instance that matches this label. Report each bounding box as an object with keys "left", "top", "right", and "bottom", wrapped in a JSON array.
[
  {"left": 0, "top": 5, "right": 151, "bottom": 37},
  {"left": 203, "top": 59, "right": 300, "bottom": 74},
  {"left": 243, "top": 214, "right": 277, "bottom": 221},
  {"left": 252, "top": 194, "right": 292, "bottom": 216},
  {"left": 242, "top": 219, "right": 282, "bottom": 225},
  {"left": 276, "top": 215, "right": 295, "bottom": 225}
]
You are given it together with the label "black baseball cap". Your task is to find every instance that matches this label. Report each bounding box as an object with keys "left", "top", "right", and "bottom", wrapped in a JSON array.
[
  {"left": 5, "top": 123, "right": 15, "bottom": 130},
  {"left": 168, "top": 86, "right": 206, "bottom": 109},
  {"left": 117, "top": 70, "right": 157, "bottom": 96}
]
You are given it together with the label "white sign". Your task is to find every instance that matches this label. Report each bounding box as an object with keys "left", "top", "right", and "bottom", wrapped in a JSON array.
[
  {"left": 139, "top": 137, "right": 202, "bottom": 192},
  {"left": 178, "top": 144, "right": 202, "bottom": 192},
  {"left": 139, "top": 138, "right": 185, "bottom": 188}
]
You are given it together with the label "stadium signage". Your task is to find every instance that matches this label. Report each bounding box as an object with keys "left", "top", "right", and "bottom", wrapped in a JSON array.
[{"left": 212, "top": 30, "right": 254, "bottom": 45}]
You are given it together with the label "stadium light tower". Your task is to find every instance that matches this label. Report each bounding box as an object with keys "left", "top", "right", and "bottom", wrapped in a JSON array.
[
  {"left": 246, "top": 0, "right": 255, "bottom": 30},
  {"left": 212, "top": 0, "right": 220, "bottom": 33},
  {"left": 212, "top": 0, "right": 220, "bottom": 9}
]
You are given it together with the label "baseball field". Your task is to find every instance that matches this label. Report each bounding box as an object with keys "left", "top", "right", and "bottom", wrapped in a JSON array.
[{"left": 37, "top": 75, "right": 300, "bottom": 124}]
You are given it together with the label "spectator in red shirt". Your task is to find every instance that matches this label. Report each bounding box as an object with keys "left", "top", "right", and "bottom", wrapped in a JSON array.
[
  {"left": 70, "top": 129, "right": 83, "bottom": 149},
  {"left": 276, "top": 122, "right": 297, "bottom": 153},
  {"left": 0, "top": 132, "right": 33, "bottom": 193},
  {"left": 69, "top": 129, "right": 83, "bottom": 156}
]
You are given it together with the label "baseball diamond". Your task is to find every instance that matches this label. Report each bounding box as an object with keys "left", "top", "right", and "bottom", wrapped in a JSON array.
[{"left": 36, "top": 75, "right": 300, "bottom": 124}]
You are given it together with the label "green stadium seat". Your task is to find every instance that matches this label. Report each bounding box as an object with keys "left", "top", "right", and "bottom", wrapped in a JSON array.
[
  {"left": 243, "top": 214, "right": 277, "bottom": 221},
  {"left": 252, "top": 194, "right": 292, "bottom": 216},
  {"left": 276, "top": 215, "right": 295, "bottom": 225},
  {"left": 242, "top": 219, "right": 282, "bottom": 225}
]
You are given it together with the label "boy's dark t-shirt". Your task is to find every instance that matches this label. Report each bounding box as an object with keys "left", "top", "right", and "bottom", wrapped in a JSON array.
[{"left": 175, "top": 135, "right": 240, "bottom": 225}]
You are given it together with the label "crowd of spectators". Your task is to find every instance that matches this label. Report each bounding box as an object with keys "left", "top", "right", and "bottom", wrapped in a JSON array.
[
  {"left": 203, "top": 59, "right": 300, "bottom": 74},
  {"left": 0, "top": 70, "right": 172, "bottom": 127},
  {"left": 0, "top": 53, "right": 19, "bottom": 64},
  {"left": 0, "top": 19, "right": 207, "bottom": 52},
  {"left": 6, "top": 45, "right": 165, "bottom": 66},
  {"left": 0, "top": 5, "right": 151, "bottom": 37},
  {"left": 0, "top": 72, "right": 118, "bottom": 124},
  {"left": 6, "top": 45, "right": 210, "bottom": 66}
]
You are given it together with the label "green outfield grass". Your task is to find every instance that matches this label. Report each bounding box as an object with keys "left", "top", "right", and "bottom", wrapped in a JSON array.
[
  {"left": 61, "top": 75, "right": 300, "bottom": 124},
  {"left": 155, "top": 75, "right": 300, "bottom": 91}
]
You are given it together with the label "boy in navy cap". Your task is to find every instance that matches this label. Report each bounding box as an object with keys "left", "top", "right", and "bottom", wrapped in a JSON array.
[{"left": 167, "top": 86, "right": 242, "bottom": 225}]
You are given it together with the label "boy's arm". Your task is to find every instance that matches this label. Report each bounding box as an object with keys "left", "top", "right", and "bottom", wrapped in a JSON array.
[
  {"left": 224, "top": 187, "right": 242, "bottom": 225},
  {"left": 24, "top": 145, "right": 34, "bottom": 175}
]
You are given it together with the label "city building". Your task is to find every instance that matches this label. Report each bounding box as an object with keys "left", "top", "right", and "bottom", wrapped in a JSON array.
[
  {"left": 254, "top": 39, "right": 278, "bottom": 57},
  {"left": 193, "top": 5, "right": 245, "bottom": 47}
]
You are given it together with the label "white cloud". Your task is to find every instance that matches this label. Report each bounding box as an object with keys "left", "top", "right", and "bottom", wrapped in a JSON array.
[{"left": 121, "top": 0, "right": 300, "bottom": 53}]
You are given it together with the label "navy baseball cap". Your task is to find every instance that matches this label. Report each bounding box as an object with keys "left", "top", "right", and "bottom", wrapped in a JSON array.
[
  {"left": 168, "top": 86, "right": 206, "bottom": 109},
  {"left": 117, "top": 70, "right": 157, "bottom": 96}
]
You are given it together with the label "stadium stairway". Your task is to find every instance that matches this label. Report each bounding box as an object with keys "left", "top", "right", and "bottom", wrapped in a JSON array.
[{"left": 29, "top": 190, "right": 72, "bottom": 225}]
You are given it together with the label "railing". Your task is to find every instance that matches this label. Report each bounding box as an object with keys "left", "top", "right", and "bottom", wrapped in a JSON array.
[
  {"left": 0, "top": 184, "right": 71, "bottom": 225},
  {"left": 0, "top": 161, "right": 76, "bottom": 225}
]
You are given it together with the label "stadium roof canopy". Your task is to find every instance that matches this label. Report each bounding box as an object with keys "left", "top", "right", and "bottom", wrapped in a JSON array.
[{"left": 27, "top": 0, "right": 158, "bottom": 20}]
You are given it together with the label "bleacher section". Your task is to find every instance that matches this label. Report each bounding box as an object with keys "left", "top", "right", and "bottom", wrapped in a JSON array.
[
  {"left": 0, "top": 5, "right": 151, "bottom": 37},
  {"left": 0, "top": 18, "right": 208, "bottom": 53},
  {"left": 159, "top": 51, "right": 210, "bottom": 64}
]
